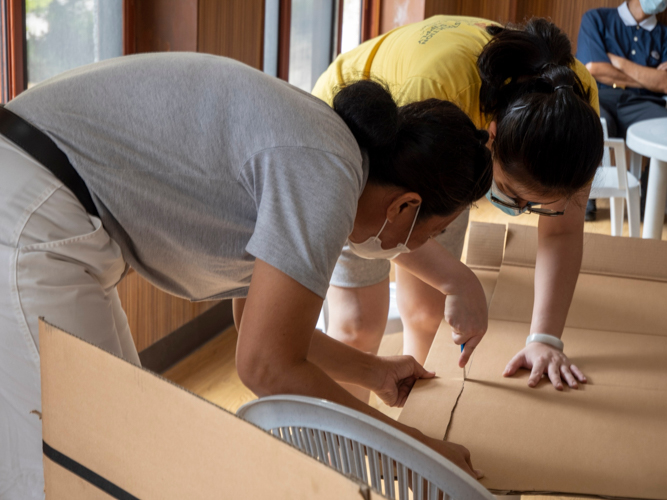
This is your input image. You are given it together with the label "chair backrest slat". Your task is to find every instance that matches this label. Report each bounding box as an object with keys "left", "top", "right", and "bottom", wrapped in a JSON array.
[
  {"left": 369, "top": 447, "right": 382, "bottom": 491},
  {"left": 237, "top": 395, "right": 496, "bottom": 500}
]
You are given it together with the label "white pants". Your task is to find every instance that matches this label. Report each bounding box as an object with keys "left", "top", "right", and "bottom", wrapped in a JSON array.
[{"left": 0, "top": 136, "right": 139, "bottom": 499}]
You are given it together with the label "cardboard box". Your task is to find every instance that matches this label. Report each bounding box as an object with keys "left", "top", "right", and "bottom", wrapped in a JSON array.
[
  {"left": 39, "top": 320, "right": 384, "bottom": 500},
  {"left": 399, "top": 222, "right": 667, "bottom": 499}
]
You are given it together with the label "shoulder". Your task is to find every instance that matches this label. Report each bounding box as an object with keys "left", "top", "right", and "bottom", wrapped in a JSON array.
[
  {"left": 581, "top": 7, "right": 615, "bottom": 26},
  {"left": 572, "top": 59, "right": 600, "bottom": 115},
  {"left": 657, "top": 22, "right": 667, "bottom": 40}
]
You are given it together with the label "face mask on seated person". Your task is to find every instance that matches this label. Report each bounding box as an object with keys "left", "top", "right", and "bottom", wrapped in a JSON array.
[
  {"left": 640, "top": 0, "right": 667, "bottom": 15},
  {"left": 348, "top": 205, "right": 420, "bottom": 260}
]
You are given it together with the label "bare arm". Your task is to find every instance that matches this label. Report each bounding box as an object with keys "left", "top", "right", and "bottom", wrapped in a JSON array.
[
  {"left": 607, "top": 54, "right": 667, "bottom": 94},
  {"left": 236, "top": 259, "right": 481, "bottom": 477},
  {"left": 585, "top": 61, "right": 643, "bottom": 88},
  {"left": 503, "top": 188, "right": 589, "bottom": 390},
  {"left": 393, "top": 239, "right": 488, "bottom": 366},
  {"left": 531, "top": 188, "right": 587, "bottom": 338}
]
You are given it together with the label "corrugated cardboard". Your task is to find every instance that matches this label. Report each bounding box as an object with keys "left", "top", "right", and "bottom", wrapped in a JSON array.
[
  {"left": 39, "top": 319, "right": 381, "bottom": 500},
  {"left": 399, "top": 223, "right": 667, "bottom": 499}
]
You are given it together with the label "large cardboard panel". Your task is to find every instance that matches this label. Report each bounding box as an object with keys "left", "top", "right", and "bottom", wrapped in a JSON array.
[
  {"left": 489, "top": 265, "right": 667, "bottom": 336},
  {"left": 504, "top": 224, "right": 667, "bottom": 281},
  {"left": 400, "top": 223, "right": 667, "bottom": 499},
  {"left": 44, "top": 457, "right": 114, "bottom": 500},
  {"left": 492, "top": 224, "right": 667, "bottom": 335},
  {"left": 448, "top": 320, "right": 667, "bottom": 499},
  {"left": 40, "top": 320, "right": 371, "bottom": 500},
  {"left": 397, "top": 320, "right": 465, "bottom": 441}
]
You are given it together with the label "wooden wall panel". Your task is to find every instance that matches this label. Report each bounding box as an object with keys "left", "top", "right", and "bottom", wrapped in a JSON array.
[
  {"left": 362, "top": 0, "right": 383, "bottom": 40},
  {"left": 381, "top": 0, "right": 426, "bottom": 34},
  {"left": 516, "top": 0, "right": 621, "bottom": 53},
  {"left": 197, "top": 0, "right": 265, "bottom": 69},
  {"left": 424, "top": 0, "right": 459, "bottom": 18},
  {"left": 117, "top": 271, "right": 218, "bottom": 352},
  {"left": 423, "top": 0, "right": 665, "bottom": 54},
  {"left": 457, "top": 0, "right": 517, "bottom": 24},
  {"left": 129, "top": 0, "right": 198, "bottom": 53},
  {"left": 424, "top": 0, "right": 516, "bottom": 24}
]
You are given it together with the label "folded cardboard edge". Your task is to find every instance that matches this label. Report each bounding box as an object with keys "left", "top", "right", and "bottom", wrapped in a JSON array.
[
  {"left": 465, "top": 221, "right": 507, "bottom": 271},
  {"left": 468, "top": 222, "right": 667, "bottom": 282},
  {"left": 39, "top": 318, "right": 372, "bottom": 500},
  {"left": 505, "top": 223, "right": 667, "bottom": 282}
]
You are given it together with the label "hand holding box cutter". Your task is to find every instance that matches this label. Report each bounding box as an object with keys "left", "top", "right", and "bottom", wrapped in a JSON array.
[{"left": 461, "top": 343, "right": 466, "bottom": 380}]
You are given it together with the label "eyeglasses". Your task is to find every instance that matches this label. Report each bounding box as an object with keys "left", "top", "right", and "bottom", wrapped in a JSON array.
[{"left": 489, "top": 194, "right": 565, "bottom": 216}]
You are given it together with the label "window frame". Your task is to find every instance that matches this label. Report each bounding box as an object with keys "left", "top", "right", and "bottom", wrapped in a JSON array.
[{"left": 273, "top": 0, "right": 372, "bottom": 82}]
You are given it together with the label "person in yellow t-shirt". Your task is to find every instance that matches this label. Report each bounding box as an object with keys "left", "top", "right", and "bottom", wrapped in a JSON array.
[{"left": 313, "top": 16, "right": 603, "bottom": 396}]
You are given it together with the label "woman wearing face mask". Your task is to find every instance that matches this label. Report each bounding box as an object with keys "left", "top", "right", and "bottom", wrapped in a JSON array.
[
  {"left": 0, "top": 53, "right": 492, "bottom": 498},
  {"left": 313, "top": 16, "right": 604, "bottom": 393}
]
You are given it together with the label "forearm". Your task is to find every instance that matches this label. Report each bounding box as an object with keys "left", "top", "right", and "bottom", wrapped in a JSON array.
[
  {"left": 530, "top": 228, "right": 583, "bottom": 338},
  {"left": 307, "top": 329, "right": 378, "bottom": 388},
  {"left": 393, "top": 238, "right": 476, "bottom": 296},
  {"left": 252, "top": 356, "right": 426, "bottom": 441},
  {"left": 586, "top": 62, "right": 642, "bottom": 88},
  {"left": 617, "top": 59, "right": 667, "bottom": 94}
]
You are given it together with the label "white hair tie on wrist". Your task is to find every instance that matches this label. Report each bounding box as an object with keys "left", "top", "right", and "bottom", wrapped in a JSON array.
[{"left": 526, "top": 333, "right": 564, "bottom": 351}]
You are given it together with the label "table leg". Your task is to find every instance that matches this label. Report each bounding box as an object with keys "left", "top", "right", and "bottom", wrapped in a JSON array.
[{"left": 642, "top": 157, "right": 667, "bottom": 239}]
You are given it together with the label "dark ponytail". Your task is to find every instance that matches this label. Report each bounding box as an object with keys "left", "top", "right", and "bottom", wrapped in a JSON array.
[
  {"left": 334, "top": 80, "right": 492, "bottom": 219},
  {"left": 478, "top": 18, "right": 603, "bottom": 197}
]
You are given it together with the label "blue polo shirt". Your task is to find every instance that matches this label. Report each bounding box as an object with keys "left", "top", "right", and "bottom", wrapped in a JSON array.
[{"left": 576, "top": 2, "right": 667, "bottom": 95}]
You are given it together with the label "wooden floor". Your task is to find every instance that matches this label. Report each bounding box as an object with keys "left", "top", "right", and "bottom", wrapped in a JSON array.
[{"left": 163, "top": 196, "right": 667, "bottom": 499}]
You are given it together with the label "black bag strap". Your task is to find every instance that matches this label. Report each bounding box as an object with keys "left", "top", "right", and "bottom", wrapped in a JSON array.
[{"left": 0, "top": 105, "right": 99, "bottom": 217}]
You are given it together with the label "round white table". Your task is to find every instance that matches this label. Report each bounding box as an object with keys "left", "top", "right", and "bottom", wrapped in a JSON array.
[{"left": 626, "top": 117, "right": 667, "bottom": 239}]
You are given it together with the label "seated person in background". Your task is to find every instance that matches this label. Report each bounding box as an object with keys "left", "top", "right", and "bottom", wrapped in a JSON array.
[{"left": 577, "top": 0, "right": 667, "bottom": 220}]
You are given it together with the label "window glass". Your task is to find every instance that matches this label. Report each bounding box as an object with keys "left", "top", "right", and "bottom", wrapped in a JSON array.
[
  {"left": 288, "top": 0, "right": 334, "bottom": 91},
  {"left": 263, "top": 0, "right": 280, "bottom": 77},
  {"left": 340, "top": 0, "right": 362, "bottom": 54},
  {"left": 26, "top": 0, "right": 122, "bottom": 88}
]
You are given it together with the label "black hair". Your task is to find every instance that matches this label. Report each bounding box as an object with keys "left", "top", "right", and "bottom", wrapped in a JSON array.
[
  {"left": 478, "top": 18, "right": 603, "bottom": 197},
  {"left": 333, "top": 80, "right": 492, "bottom": 219}
]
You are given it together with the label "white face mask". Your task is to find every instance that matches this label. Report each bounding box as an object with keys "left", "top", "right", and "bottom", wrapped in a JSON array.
[
  {"left": 640, "top": 0, "right": 667, "bottom": 15},
  {"left": 348, "top": 205, "right": 421, "bottom": 260}
]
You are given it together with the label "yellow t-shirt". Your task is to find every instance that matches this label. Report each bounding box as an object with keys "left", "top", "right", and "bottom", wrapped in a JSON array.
[{"left": 312, "top": 15, "right": 600, "bottom": 129}]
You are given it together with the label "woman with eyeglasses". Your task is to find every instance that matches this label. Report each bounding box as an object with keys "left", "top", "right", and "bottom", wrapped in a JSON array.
[
  {"left": 313, "top": 16, "right": 604, "bottom": 394},
  {"left": 0, "top": 53, "right": 495, "bottom": 496}
]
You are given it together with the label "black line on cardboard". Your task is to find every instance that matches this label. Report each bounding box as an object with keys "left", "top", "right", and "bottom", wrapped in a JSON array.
[{"left": 43, "top": 441, "right": 140, "bottom": 500}]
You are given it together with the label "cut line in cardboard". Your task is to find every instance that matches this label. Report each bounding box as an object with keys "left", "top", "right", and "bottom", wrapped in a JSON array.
[
  {"left": 39, "top": 319, "right": 385, "bottom": 500},
  {"left": 400, "top": 223, "right": 667, "bottom": 499}
]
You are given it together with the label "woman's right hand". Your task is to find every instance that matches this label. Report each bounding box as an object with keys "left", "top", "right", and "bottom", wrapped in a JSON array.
[
  {"left": 417, "top": 432, "right": 483, "bottom": 479},
  {"left": 444, "top": 265, "right": 489, "bottom": 367}
]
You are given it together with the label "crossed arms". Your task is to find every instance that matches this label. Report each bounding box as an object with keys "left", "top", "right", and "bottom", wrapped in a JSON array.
[{"left": 586, "top": 55, "right": 667, "bottom": 94}]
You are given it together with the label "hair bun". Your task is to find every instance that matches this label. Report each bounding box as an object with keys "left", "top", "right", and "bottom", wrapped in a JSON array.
[
  {"left": 333, "top": 80, "right": 399, "bottom": 150},
  {"left": 474, "top": 129, "right": 490, "bottom": 145}
]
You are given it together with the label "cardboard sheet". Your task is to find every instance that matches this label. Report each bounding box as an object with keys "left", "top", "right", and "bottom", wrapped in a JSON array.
[
  {"left": 400, "top": 223, "right": 667, "bottom": 499},
  {"left": 39, "top": 320, "right": 375, "bottom": 500}
]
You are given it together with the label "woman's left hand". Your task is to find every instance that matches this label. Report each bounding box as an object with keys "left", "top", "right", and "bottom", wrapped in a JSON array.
[
  {"left": 371, "top": 355, "right": 435, "bottom": 407},
  {"left": 503, "top": 342, "right": 587, "bottom": 390}
]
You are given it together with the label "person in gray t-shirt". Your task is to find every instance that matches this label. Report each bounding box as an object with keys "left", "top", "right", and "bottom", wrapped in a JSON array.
[{"left": 1, "top": 53, "right": 492, "bottom": 488}]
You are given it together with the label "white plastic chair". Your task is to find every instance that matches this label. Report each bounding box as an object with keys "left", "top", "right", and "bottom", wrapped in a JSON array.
[
  {"left": 237, "top": 395, "right": 496, "bottom": 500},
  {"left": 589, "top": 118, "right": 641, "bottom": 237}
]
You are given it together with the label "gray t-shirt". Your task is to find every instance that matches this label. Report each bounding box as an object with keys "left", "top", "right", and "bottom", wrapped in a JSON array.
[{"left": 8, "top": 53, "right": 367, "bottom": 300}]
